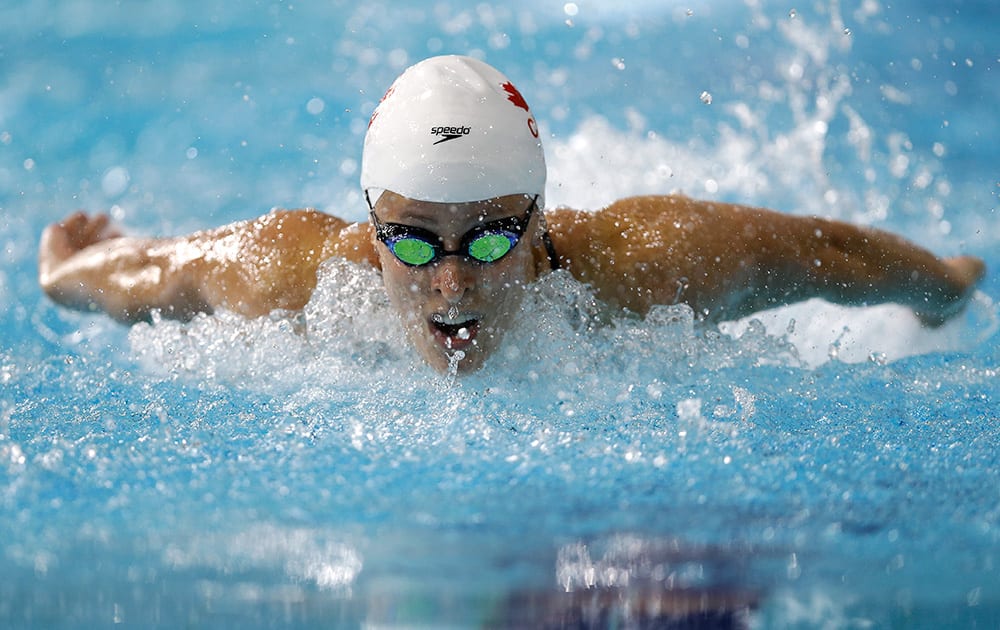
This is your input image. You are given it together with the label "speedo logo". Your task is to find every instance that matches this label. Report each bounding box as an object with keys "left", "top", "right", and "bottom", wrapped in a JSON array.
[{"left": 431, "top": 125, "right": 471, "bottom": 145}]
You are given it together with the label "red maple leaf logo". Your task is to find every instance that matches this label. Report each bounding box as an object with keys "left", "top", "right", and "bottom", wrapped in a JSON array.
[{"left": 502, "top": 81, "right": 530, "bottom": 112}]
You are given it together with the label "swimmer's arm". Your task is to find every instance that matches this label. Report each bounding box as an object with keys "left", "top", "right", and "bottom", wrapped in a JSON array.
[
  {"left": 733, "top": 209, "right": 986, "bottom": 326},
  {"left": 39, "top": 212, "right": 208, "bottom": 322},
  {"left": 549, "top": 196, "right": 985, "bottom": 325},
  {"left": 39, "top": 210, "right": 378, "bottom": 323}
]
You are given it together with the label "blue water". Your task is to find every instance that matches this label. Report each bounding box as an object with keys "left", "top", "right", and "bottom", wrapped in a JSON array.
[{"left": 2, "top": 1, "right": 999, "bottom": 627}]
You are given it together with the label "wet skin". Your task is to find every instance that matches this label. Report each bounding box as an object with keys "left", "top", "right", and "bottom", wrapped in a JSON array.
[{"left": 38, "top": 195, "right": 986, "bottom": 374}]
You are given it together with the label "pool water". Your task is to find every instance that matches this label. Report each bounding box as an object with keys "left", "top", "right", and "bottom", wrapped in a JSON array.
[{"left": 2, "top": 1, "right": 998, "bottom": 627}]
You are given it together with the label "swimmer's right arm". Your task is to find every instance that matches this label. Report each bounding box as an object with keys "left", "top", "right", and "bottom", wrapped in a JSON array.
[
  {"left": 39, "top": 212, "right": 207, "bottom": 322},
  {"left": 39, "top": 210, "right": 378, "bottom": 323}
]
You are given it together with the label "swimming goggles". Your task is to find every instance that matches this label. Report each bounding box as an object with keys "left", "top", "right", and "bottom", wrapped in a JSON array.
[{"left": 369, "top": 195, "right": 539, "bottom": 267}]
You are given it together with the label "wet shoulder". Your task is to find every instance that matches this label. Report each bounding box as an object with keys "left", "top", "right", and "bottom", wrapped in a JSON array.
[
  {"left": 257, "top": 208, "right": 377, "bottom": 268},
  {"left": 545, "top": 195, "right": 700, "bottom": 259}
]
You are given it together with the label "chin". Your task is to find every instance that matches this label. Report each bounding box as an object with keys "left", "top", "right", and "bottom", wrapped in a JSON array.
[
  {"left": 423, "top": 347, "right": 490, "bottom": 375},
  {"left": 410, "top": 334, "right": 491, "bottom": 375}
]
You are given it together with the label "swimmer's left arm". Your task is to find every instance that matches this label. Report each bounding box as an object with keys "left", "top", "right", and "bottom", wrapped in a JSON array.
[
  {"left": 548, "top": 195, "right": 985, "bottom": 324},
  {"left": 741, "top": 211, "right": 986, "bottom": 326}
]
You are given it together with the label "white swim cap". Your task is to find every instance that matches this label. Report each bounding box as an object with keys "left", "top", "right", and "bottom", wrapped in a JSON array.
[{"left": 361, "top": 55, "right": 545, "bottom": 205}]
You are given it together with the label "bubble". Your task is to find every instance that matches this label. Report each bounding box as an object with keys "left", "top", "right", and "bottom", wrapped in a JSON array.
[
  {"left": 306, "top": 97, "right": 325, "bottom": 115},
  {"left": 387, "top": 48, "right": 409, "bottom": 69},
  {"left": 339, "top": 159, "right": 357, "bottom": 176},
  {"left": 101, "top": 166, "right": 130, "bottom": 198}
]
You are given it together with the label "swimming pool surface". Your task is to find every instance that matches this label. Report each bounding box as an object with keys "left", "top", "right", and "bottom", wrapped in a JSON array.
[{"left": 2, "top": 1, "right": 998, "bottom": 627}]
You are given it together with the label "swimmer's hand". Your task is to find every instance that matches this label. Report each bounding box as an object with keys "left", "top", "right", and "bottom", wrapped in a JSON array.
[
  {"left": 913, "top": 255, "right": 987, "bottom": 327},
  {"left": 40, "top": 212, "right": 123, "bottom": 273},
  {"left": 39, "top": 212, "right": 127, "bottom": 315}
]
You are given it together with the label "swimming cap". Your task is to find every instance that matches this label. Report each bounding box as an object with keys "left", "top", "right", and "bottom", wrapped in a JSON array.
[{"left": 361, "top": 55, "right": 545, "bottom": 206}]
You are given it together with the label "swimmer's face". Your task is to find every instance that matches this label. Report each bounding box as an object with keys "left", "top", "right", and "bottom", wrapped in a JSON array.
[{"left": 370, "top": 191, "right": 541, "bottom": 374}]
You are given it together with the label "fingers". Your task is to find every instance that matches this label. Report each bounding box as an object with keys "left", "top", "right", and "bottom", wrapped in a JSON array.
[
  {"left": 70, "top": 212, "right": 112, "bottom": 248},
  {"left": 914, "top": 256, "right": 988, "bottom": 327},
  {"left": 54, "top": 212, "right": 121, "bottom": 250},
  {"left": 39, "top": 212, "right": 122, "bottom": 276},
  {"left": 40, "top": 215, "right": 83, "bottom": 267},
  {"left": 944, "top": 255, "right": 986, "bottom": 289}
]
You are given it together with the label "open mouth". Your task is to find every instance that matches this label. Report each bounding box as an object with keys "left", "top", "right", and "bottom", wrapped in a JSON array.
[{"left": 429, "top": 314, "right": 480, "bottom": 351}]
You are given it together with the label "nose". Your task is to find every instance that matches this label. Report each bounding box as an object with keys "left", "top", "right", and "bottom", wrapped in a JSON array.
[{"left": 431, "top": 256, "right": 474, "bottom": 303}]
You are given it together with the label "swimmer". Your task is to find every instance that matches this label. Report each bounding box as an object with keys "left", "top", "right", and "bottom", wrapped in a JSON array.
[{"left": 39, "top": 55, "right": 986, "bottom": 374}]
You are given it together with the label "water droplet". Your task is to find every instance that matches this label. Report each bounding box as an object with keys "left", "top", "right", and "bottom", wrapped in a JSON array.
[
  {"left": 787, "top": 553, "right": 801, "bottom": 580},
  {"left": 446, "top": 350, "right": 466, "bottom": 379}
]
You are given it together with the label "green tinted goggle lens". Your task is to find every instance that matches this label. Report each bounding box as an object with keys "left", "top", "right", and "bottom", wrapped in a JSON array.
[
  {"left": 391, "top": 238, "right": 436, "bottom": 265},
  {"left": 388, "top": 232, "right": 516, "bottom": 266},
  {"left": 467, "top": 233, "right": 514, "bottom": 262}
]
